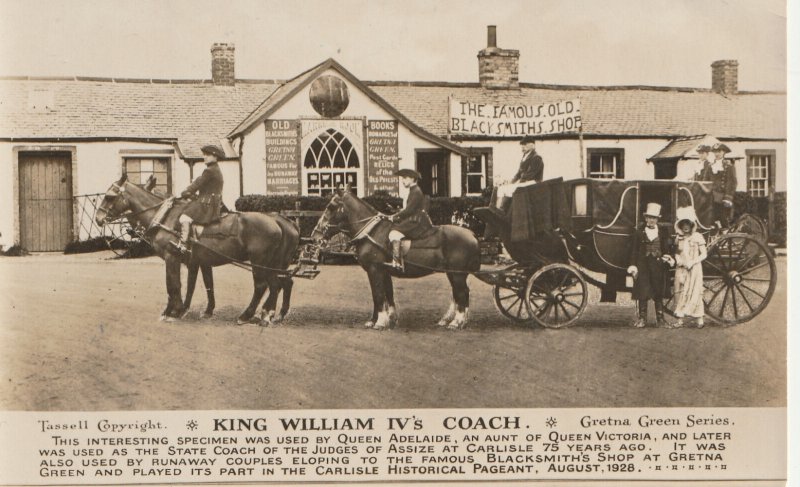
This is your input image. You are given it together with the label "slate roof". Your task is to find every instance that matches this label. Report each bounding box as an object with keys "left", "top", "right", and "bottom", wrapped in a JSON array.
[
  {"left": 0, "top": 62, "right": 786, "bottom": 160},
  {"left": 0, "top": 77, "right": 279, "bottom": 158},
  {"left": 647, "top": 134, "right": 726, "bottom": 162},
  {"left": 369, "top": 83, "right": 786, "bottom": 141}
]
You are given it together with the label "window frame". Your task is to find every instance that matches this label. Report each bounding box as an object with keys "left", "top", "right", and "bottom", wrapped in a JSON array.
[
  {"left": 462, "top": 148, "right": 493, "bottom": 196},
  {"left": 122, "top": 156, "right": 172, "bottom": 195},
  {"left": 302, "top": 128, "right": 361, "bottom": 197},
  {"left": 587, "top": 148, "right": 625, "bottom": 179},
  {"left": 745, "top": 149, "right": 775, "bottom": 198}
]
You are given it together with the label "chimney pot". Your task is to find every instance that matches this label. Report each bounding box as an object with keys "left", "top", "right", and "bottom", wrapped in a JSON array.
[
  {"left": 211, "top": 43, "right": 235, "bottom": 86},
  {"left": 711, "top": 59, "right": 738, "bottom": 95},
  {"left": 487, "top": 25, "right": 497, "bottom": 48}
]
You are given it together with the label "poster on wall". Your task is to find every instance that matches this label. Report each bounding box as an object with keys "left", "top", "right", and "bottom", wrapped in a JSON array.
[
  {"left": 264, "top": 119, "right": 301, "bottom": 194},
  {"left": 366, "top": 120, "right": 400, "bottom": 195}
]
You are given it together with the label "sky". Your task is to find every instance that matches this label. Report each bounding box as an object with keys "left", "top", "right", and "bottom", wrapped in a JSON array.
[{"left": 0, "top": 0, "right": 788, "bottom": 91}]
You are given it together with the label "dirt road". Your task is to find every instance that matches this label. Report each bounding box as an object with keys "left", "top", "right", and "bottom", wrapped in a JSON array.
[{"left": 0, "top": 252, "right": 786, "bottom": 410}]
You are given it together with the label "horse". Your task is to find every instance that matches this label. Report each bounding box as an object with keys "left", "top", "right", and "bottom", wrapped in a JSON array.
[
  {"left": 311, "top": 187, "right": 481, "bottom": 330},
  {"left": 95, "top": 174, "right": 300, "bottom": 326}
]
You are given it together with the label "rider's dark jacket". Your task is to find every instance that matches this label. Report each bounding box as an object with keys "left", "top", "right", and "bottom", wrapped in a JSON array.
[
  {"left": 181, "top": 161, "right": 223, "bottom": 224},
  {"left": 512, "top": 149, "right": 544, "bottom": 184},
  {"left": 391, "top": 184, "right": 433, "bottom": 239}
]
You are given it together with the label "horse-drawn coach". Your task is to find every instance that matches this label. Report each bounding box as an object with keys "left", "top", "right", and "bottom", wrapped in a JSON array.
[{"left": 472, "top": 178, "right": 776, "bottom": 328}]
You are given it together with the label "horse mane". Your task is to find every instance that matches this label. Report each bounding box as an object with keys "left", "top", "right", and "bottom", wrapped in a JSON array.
[{"left": 342, "top": 191, "right": 380, "bottom": 214}]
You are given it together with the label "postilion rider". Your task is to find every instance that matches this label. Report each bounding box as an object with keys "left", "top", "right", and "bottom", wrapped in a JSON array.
[
  {"left": 697, "top": 142, "right": 737, "bottom": 228},
  {"left": 172, "top": 144, "right": 225, "bottom": 254},
  {"left": 387, "top": 168, "right": 433, "bottom": 270}
]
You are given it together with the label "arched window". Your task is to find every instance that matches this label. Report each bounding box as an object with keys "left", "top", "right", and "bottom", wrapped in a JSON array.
[{"left": 304, "top": 129, "right": 359, "bottom": 196}]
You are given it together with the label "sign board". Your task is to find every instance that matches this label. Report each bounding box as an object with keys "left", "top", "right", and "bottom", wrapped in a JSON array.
[
  {"left": 366, "top": 120, "right": 400, "bottom": 195},
  {"left": 449, "top": 98, "right": 581, "bottom": 137},
  {"left": 264, "top": 120, "right": 301, "bottom": 195}
]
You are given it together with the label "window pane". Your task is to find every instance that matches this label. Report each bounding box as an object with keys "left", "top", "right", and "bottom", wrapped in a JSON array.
[
  {"left": 573, "top": 184, "right": 588, "bottom": 216},
  {"left": 140, "top": 159, "right": 153, "bottom": 173},
  {"left": 467, "top": 156, "right": 482, "bottom": 173},
  {"left": 467, "top": 174, "right": 483, "bottom": 194},
  {"left": 126, "top": 159, "right": 140, "bottom": 173}
]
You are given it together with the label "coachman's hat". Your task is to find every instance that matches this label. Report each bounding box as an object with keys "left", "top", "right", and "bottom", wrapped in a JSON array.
[
  {"left": 395, "top": 168, "right": 421, "bottom": 180},
  {"left": 643, "top": 202, "right": 662, "bottom": 218},
  {"left": 696, "top": 144, "right": 712, "bottom": 153},
  {"left": 520, "top": 135, "right": 537, "bottom": 145},
  {"left": 200, "top": 144, "right": 226, "bottom": 159},
  {"left": 711, "top": 143, "right": 731, "bottom": 154}
]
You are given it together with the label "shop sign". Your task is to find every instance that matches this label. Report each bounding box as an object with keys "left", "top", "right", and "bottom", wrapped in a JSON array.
[{"left": 449, "top": 97, "right": 581, "bottom": 137}]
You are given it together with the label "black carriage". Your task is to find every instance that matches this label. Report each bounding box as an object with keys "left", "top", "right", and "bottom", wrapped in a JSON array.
[{"left": 473, "top": 178, "right": 776, "bottom": 328}]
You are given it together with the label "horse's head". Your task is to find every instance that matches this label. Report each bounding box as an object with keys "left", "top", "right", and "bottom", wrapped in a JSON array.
[
  {"left": 95, "top": 174, "right": 133, "bottom": 226},
  {"left": 311, "top": 190, "right": 348, "bottom": 242}
]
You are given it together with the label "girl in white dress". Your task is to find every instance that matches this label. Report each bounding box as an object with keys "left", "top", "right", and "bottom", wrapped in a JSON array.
[{"left": 672, "top": 206, "right": 707, "bottom": 328}]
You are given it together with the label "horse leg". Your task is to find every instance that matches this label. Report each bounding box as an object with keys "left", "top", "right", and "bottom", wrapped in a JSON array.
[
  {"left": 162, "top": 257, "right": 185, "bottom": 322},
  {"left": 238, "top": 269, "right": 269, "bottom": 325},
  {"left": 275, "top": 276, "right": 294, "bottom": 323},
  {"left": 200, "top": 265, "right": 215, "bottom": 318},
  {"left": 365, "top": 266, "right": 387, "bottom": 329},
  {"left": 446, "top": 272, "right": 470, "bottom": 330},
  {"left": 181, "top": 261, "right": 199, "bottom": 318},
  {"left": 382, "top": 272, "right": 398, "bottom": 328},
  {"left": 258, "top": 273, "right": 283, "bottom": 326}
]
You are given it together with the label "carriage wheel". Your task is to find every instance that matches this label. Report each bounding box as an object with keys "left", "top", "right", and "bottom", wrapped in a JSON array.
[
  {"left": 102, "top": 221, "right": 138, "bottom": 256},
  {"left": 731, "top": 213, "right": 768, "bottom": 243},
  {"left": 493, "top": 284, "right": 533, "bottom": 322},
  {"left": 701, "top": 234, "right": 776, "bottom": 325},
  {"left": 524, "top": 263, "right": 588, "bottom": 328}
]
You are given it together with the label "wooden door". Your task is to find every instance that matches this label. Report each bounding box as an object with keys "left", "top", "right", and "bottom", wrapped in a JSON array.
[{"left": 19, "top": 152, "right": 73, "bottom": 251}]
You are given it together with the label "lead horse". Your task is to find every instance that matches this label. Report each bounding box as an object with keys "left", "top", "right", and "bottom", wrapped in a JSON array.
[
  {"left": 311, "top": 188, "right": 481, "bottom": 329},
  {"left": 95, "top": 174, "right": 300, "bottom": 325}
]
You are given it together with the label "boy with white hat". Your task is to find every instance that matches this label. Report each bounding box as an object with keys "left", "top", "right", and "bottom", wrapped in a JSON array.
[{"left": 627, "top": 202, "right": 675, "bottom": 328}]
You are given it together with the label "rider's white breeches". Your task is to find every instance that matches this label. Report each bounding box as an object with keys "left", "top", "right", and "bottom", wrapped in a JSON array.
[{"left": 388, "top": 230, "right": 405, "bottom": 242}]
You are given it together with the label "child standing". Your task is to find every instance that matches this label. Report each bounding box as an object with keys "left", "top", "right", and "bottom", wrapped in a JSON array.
[{"left": 671, "top": 206, "right": 707, "bottom": 328}]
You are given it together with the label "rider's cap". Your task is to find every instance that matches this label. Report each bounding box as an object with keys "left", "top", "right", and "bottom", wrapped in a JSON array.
[
  {"left": 200, "top": 144, "right": 226, "bottom": 160},
  {"left": 711, "top": 142, "right": 731, "bottom": 154},
  {"left": 520, "top": 135, "right": 537, "bottom": 145},
  {"left": 643, "top": 202, "right": 662, "bottom": 218},
  {"left": 696, "top": 144, "right": 712, "bottom": 153},
  {"left": 395, "top": 168, "right": 421, "bottom": 180}
]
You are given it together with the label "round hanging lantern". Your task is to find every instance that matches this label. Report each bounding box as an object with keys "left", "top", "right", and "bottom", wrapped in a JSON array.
[{"left": 309, "top": 75, "right": 350, "bottom": 118}]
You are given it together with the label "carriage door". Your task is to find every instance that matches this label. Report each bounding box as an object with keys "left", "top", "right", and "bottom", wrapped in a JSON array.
[{"left": 18, "top": 152, "right": 74, "bottom": 251}]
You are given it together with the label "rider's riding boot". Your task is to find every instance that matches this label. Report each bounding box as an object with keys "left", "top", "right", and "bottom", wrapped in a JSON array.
[
  {"left": 489, "top": 196, "right": 512, "bottom": 218},
  {"left": 172, "top": 221, "right": 192, "bottom": 254},
  {"left": 390, "top": 240, "right": 403, "bottom": 271},
  {"left": 655, "top": 300, "right": 670, "bottom": 328},
  {"left": 631, "top": 299, "right": 647, "bottom": 328}
]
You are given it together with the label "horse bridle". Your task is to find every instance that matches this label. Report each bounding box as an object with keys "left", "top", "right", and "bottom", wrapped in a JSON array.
[
  {"left": 313, "top": 198, "right": 387, "bottom": 242},
  {"left": 98, "top": 181, "right": 166, "bottom": 225}
]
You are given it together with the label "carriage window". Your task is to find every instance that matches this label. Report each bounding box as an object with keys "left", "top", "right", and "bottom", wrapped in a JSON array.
[
  {"left": 587, "top": 149, "right": 624, "bottom": 179},
  {"left": 573, "top": 184, "right": 588, "bottom": 216},
  {"left": 463, "top": 149, "right": 492, "bottom": 195},
  {"left": 746, "top": 150, "right": 774, "bottom": 197},
  {"left": 304, "top": 128, "right": 359, "bottom": 197},
  {"left": 123, "top": 157, "right": 170, "bottom": 194}
]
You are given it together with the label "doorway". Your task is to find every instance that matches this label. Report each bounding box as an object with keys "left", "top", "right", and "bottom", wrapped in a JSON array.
[
  {"left": 416, "top": 149, "right": 449, "bottom": 197},
  {"left": 18, "top": 152, "right": 74, "bottom": 251}
]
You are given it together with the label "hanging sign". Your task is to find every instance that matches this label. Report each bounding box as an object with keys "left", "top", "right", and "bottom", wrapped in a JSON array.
[
  {"left": 449, "top": 97, "right": 581, "bottom": 137},
  {"left": 264, "top": 120, "right": 301, "bottom": 195}
]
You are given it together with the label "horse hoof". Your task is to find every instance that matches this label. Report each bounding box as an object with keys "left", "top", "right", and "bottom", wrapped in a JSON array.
[
  {"left": 236, "top": 317, "right": 252, "bottom": 326},
  {"left": 364, "top": 321, "right": 375, "bottom": 329},
  {"left": 447, "top": 320, "right": 465, "bottom": 330},
  {"left": 179, "top": 309, "right": 191, "bottom": 320},
  {"left": 258, "top": 319, "right": 270, "bottom": 328},
  {"left": 436, "top": 319, "right": 449, "bottom": 327},
  {"left": 163, "top": 316, "right": 177, "bottom": 323},
  {"left": 159, "top": 314, "right": 167, "bottom": 322},
  {"left": 201, "top": 312, "right": 213, "bottom": 319}
]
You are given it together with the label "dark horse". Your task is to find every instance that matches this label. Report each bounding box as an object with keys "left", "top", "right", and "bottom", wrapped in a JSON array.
[
  {"left": 95, "top": 174, "right": 299, "bottom": 325},
  {"left": 311, "top": 188, "right": 481, "bottom": 330}
]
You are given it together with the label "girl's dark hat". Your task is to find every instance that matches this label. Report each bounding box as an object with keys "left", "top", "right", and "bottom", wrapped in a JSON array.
[
  {"left": 395, "top": 169, "right": 421, "bottom": 180},
  {"left": 711, "top": 143, "right": 731, "bottom": 154},
  {"left": 200, "top": 144, "right": 226, "bottom": 159}
]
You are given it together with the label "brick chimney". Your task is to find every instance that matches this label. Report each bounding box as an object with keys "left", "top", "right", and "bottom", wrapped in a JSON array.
[
  {"left": 478, "top": 26, "right": 519, "bottom": 89},
  {"left": 211, "top": 43, "right": 235, "bottom": 86},
  {"left": 711, "top": 59, "right": 738, "bottom": 95}
]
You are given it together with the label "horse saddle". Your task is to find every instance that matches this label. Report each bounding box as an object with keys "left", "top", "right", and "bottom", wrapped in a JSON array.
[
  {"left": 195, "top": 213, "right": 239, "bottom": 239},
  {"left": 400, "top": 227, "right": 443, "bottom": 257}
]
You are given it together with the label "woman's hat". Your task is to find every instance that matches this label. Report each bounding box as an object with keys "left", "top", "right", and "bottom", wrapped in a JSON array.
[
  {"left": 643, "top": 202, "right": 662, "bottom": 218},
  {"left": 395, "top": 168, "right": 421, "bottom": 180},
  {"left": 711, "top": 142, "right": 731, "bottom": 154},
  {"left": 200, "top": 144, "right": 226, "bottom": 159},
  {"left": 674, "top": 206, "right": 699, "bottom": 234}
]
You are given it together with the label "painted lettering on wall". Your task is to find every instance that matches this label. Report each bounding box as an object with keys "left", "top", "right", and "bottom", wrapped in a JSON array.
[
  {"left": 265, "top": 120, "right": 301, "bottom": 195},
  {"left": 449, "top": 98, "right": 581, "bottom": 137},
  {"left": 366, "top": 120, "right": 399, "bottom": 195}
]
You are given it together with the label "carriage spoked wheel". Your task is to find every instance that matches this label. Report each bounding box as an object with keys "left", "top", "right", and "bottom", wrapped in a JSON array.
[
  {"left": 700, "top": 233, "right": 776, "bottom": 325},
  {"left": 524, "top": 263, "right": 588, "bottom": 328},
  {"left": 102, "top": 221, "right": 139, "bottom": 256},
  {"left": 492, "top": 267, "right": 535, "bottom": 323}
]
